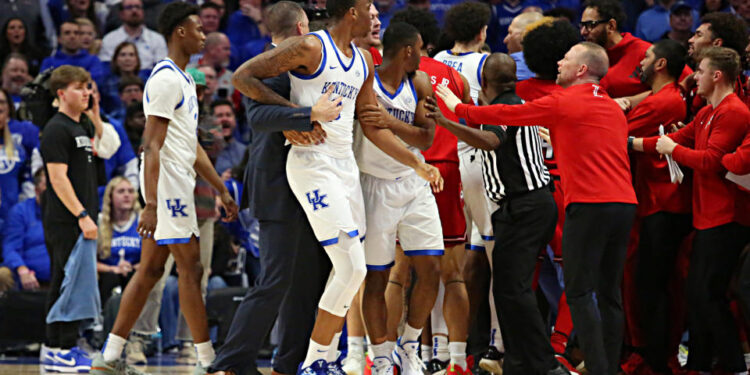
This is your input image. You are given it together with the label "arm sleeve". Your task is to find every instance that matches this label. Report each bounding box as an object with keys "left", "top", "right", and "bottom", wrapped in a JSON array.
[
  {"left": 2, "top": 204, "right": 27, "bottom": 271},
  {"left": 480, "top": 124, "right": 508, "bottom": 148},
  {"left": 722, "top": 132, "right": 750, "bottom": 174},
  {"left": 672, "top": 112, "right": 747, "bottom": 172},
  {"left": 143, "top": 70, "right": 181, "bottom": 122},
  {"left": 39, "top": 123, "right": 71, "bottom": 164},
  {"left": 93, "top": 121, "right": 121, "bottom": 159},
  {"left": 643, "top": 119, "right": 697, "bottom": 152},
  {"left": 455, "top": 93, "right": 558, "bottom": 128},
  {"left": 245, "top": 74, "right": 313, "bottom": 133}
]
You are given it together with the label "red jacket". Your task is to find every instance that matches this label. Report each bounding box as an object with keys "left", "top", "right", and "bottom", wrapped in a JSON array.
[
  {"left": 627, "top": 83, "right": 692, "bottom": 217},
  {"left": 516, "top": 77, "right": 563, "bottom": 176},
  {"left": 419, "top": 56, "right": 465, "bottom": 163},
  {"left": 455, "top": 83, "right": 637, "bottom": 208},
  {"left": 722, "top": 129, "right": 750, "bottom": 174},
  {"left": 643, "top": 93, "right": 749, "bottom": 229}
]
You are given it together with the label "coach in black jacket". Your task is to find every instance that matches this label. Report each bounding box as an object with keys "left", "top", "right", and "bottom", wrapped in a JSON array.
[{"left": 208, "top": 3, "right": 340, "bottom": 375}]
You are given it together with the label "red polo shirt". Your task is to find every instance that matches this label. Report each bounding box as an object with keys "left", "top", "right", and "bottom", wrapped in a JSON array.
[
  {"left": 643, "top": 93, "right": 749, "bottom": 229},
  {"left": 627, "top": 83, "right": 691, "bottom": 217},
  {"left": 419, "top": 56, "right": 465, "bottom": 163},
  {"left": 455, "top": 83, "right": 637, "bottom": 208},
  {"left": 516, "top": 77, "right": 563, "bottom": 175}
]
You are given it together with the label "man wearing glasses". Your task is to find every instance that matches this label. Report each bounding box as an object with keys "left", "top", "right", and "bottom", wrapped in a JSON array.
[{"left": 99, "top": 0, "right": 168, "bottom": 70}]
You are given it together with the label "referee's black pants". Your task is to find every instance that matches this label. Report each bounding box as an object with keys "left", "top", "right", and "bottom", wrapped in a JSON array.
[
  {"left": 635, "top": 211, "right": 692, "bottom": 372},
  {"left": 491, "top": 187, "right": 559, "bottom": 375},
  {"left": 562, "top": 203, "right": 636, "bottom": 375},
  {"left": 685, "top": 222, "right": 750, "bottom": 372},
  {"left": 43, "top": 221, "right": 83, "bottom": 349}
]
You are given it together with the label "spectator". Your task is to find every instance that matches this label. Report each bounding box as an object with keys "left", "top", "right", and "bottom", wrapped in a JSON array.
[
  {"left": 212, "top": 99, "right": 245, "bottom": 178},
  {"left": 107, "top": 74, "right": 143, "bottom": 125},
  {"left": 700, "top": 0, "right": 731, "bottom": 15},
  {"left": 0, "top": 87, "right": 39, "bottom": 223},
  {"left": 76, "top": 17, "right": 102, "bottom": 56},
  {"left": 200, "top": 2, "right": 223, "bottom": 34},
  {"left": 47, "top": 0, "right": 108, "bottom": 36},
  {"left": 41, "top": 21, "right": 105, "bottom": 87},
  {"left": 100, "top": 41, "right": 148, "bottom": 114},
  {"left": 374, "top": 0, "right": 406, "bottom": 33},
  {"left": 99, "top": 0, "right": 167, "bottom": 70},
  {"left": 96, "top": 176, "right": 141, "bottom": 306},
  {"left": 487, "top": 0, "right": 535, "bottom": 53},
  {"left": 0, "top": 0, "right": 52, "bottom": 52},
  {"left": 1, "top": 53, "right": 33, "bottom": 109},
  {"left": 123, "top": 100, "right": 144, "bottom": 153},
  {"left": 636, "top": 0, "right": 678, "bottom": 42},
  {"left": 197, "top": 33, "right": 233, "bottom": 100},
  {"left": 197, "top": 65, "right": 219, "bottom": 106},
  {"left": 2, "top": 168, "right": 49, "bottom": 290},
  {"left": 660, "top": 2, "right": 695, "bottom": 48},
  {"left": 504, "top": 11, "right": 543, "bottom": 80},
  {"left": 226, "top": 0, "right": 265, "bottom": 49},
  {"left": 0, "top": 18, "right": 47, "bottom": 76}
]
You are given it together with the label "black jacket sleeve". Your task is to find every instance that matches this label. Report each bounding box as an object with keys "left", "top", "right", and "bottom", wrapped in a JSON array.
[{"left": 244, "top": 73, "right": 314, "bottom": 133}]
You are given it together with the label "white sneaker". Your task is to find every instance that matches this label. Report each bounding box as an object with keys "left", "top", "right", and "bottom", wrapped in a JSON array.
[
  {"left": 125, "top": 336, "right": 148, "bottom": 365},
  {"left": 176, "top": 342, "right": 197, "bottom": 365},
  {"left": 41, "top": 344, "right": 57, "bottom": 372},
  {"left": 371, "top": 356, "right": 395, "bottom": 375},
  {"left": 393, "top": 338, "right": 426, "bottom": 375},
  {"left": 343, "top": 350, "right": 365, "bottom": 375},
  {"left": 677, "top": 344, "right": 688, "bottom": 368}
]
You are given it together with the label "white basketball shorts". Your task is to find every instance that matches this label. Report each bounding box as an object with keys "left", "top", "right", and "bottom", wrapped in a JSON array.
[{"left": 459, "top": 149, "right": 498, "bottom": 251}]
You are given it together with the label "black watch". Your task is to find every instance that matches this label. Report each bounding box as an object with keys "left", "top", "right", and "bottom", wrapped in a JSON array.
[
  {"left": 77, "top": 210, "right": 88, "bottom": 219},
  {"left": 627, "top": 136, "right": 635, "bottom": 151}
]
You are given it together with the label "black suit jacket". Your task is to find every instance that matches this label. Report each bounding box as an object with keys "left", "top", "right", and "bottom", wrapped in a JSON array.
[{"left": 242, "top": 69, "right": 313, "bottom": 221}]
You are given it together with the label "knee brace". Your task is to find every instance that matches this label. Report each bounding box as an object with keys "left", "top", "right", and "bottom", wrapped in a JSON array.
[{"left": 318, "top": 233, "right": 367, "bottom": 317}]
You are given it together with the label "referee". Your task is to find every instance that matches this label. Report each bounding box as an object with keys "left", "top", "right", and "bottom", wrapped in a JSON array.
[{"left": 426, "top": 53, "right": 568, "bottom": 375}]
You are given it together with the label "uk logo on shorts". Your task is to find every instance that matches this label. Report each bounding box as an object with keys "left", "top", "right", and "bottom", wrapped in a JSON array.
[
  {"left": 166, "top": 199, "right": 188, "bottom": 217},
  {"left": 306, "top": 189, "right": 329, "bottom": 211}
]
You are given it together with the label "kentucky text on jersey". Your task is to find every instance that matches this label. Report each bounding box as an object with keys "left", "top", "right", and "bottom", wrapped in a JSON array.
[
  {"left": 386, "top": 107, "right": 415, "bottom": 125},
  {"left": 111, "top": 235, "right": 141, "bottom": 249},
  {"left": 321, "top": 81, "right": 361, "bottom": 100}
]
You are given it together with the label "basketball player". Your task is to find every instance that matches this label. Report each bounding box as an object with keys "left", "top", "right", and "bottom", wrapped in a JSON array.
[
  {"left": 355, "top": 21, "right": 443, "bottom": 375},
  {"left": 433, "top": 2, "right": 504, "bottom": 371},
  {"left": 230, "top": 0, "right": 441, "bottom": 374},
  {"left": 91, "top": 3, "right": 239, "bottom": 375}
]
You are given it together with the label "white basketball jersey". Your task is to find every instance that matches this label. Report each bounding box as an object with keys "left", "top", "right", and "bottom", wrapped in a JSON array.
[
  {"left": 433, "top": 50, "right": 488, "bottom": 155},
  {"left": 354, "top": 72, "right": 423, "bottom": 180},
  {"left": 288, "top": 30, "right": 368, "bottom": 158},
  {"left": 143, "top": 58, "right": 199, "bottom": 172}
]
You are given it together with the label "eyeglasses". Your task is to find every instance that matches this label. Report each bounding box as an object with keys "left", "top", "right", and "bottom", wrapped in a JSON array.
[{"left": 579, "top": 19, "right": 608, "bottom": 31}]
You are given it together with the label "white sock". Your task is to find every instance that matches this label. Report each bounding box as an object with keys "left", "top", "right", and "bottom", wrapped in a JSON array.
[
  {"left": 386, "top": 341, "right": 396, "bottom": 355},
  {"left": 449, "top": 342, "right": 467, "bottom": 370},
  {"left": 401, "top": 324, "right": 422, "bottom": 343},
  {"left": 370, "top": 341, "right": 391, "bottom": 360},
  {"left": 327, "top": 332, "right": 342, "bottom": 363},
  {"left": 433, "top": 336, "right": 449, "bottom": 362},
  {"left": 102, "top": 334, "right": 127, "bottom": 362},
  {"left": 195, "top": 341, "right": 215, "bottom": 368},
  {"left": 302, "top": 339, "right": 329, "bottom": 368},
  {"left": 421, "top": 345, "right": 432, "bottom": 362},
  {"left": 348, "top": 336, "right": 364, "bottom": 355}
]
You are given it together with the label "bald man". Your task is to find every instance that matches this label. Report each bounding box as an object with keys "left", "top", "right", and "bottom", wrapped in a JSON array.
[
  {"left": 197, "top": 32, "right": 234, "bottom": 100},
  {"left": 503, "top": 12, "right": 543, "bottom": 81},
  {"left": 436, "top": 42, "right": 637, "bottom": 375},
  {"left": 426, "top": 53, "right": 567, "bottom": 375}
]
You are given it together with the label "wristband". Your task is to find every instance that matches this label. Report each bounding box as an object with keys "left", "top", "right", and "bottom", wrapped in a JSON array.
[{"left": 627, "top": 136, "right": 635, "bottom": 151}]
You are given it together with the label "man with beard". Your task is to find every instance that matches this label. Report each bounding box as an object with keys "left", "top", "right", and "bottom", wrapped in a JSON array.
[
  {"left": 99, "top": 0, "right": 168, "bottom": 70},
  {"left": 1, "top": 53, "right": 31, "bottom": 109},
  {"left": 212, "top": 99, "right": 246, "bottom": 177},
  {"left": 623, "top": 39, "right": 693, "bottom": 374}
]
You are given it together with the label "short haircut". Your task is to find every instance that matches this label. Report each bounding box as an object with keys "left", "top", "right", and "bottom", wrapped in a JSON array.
[
  {"left": 2, "top": 52, "right": 29, "bottom": 72},
  {"left": 651, "top": 39, "right": 687, "bottom": 80},
  {"left": 119, "top": 0, "right": 142, "bottom": 11},
  {"left": 210, "top": 98, "right": 234, "bottom": 114},
  {"left": 699, "top": 46, "right": 741, "bottom": 82},
  {"left": 265, "top": 1, "right": 305, "bottom": 37},
  {"left": 59, "top": 20, "right": 79, "bottom": 34},
  {"left": 204, "top": 32, "right": 227, "bottom": 49},
  {"left": 483, "top": 53, "right": 516, "bottom": 90},
  {"left": 577, "top": 41, "right": 609, "bottom": 79},
  {"left": 75, "top": 17, "right": 95, "bottom": 30},
  {"left": 118, "top": 74, "right": 144, "bottom": 93},
  {"left": 583, "top": 0, "right": 626, "bottom": 31},
  {"left": 522, "top": 17, "right": 579, "bottom": 80},
  {"left": 390, "top": 6, "right": 440, "bottom": 49},
  {"left": 200, "top": 2, "right": 222, "bottom": 13},
  {"left": 158, "top": 2, "right": 200, "bottom": 40},
  {"left": 49, "top": 65, "right": 90, "bottom": 96},
  {"left": 112, "top": 41, "right": 141, "bottom": 75},
  {"left": 700, "top": 12, "right": 748, "bottom": 58},
  {"left": 443, "top": 2, "right": 491, "bottom": 43},
  {"left": 327, "top": 0, "right": 357, "bottom": 20},
  {"left": 382, "top": 22, "right": 420, "bottom": 57}
]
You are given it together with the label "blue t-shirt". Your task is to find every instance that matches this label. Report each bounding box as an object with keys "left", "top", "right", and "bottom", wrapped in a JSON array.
[
  {"left": 101, "top": 214, "right": 141, "bottom": 266},
  {"left": 0, "top": 120, "right": 39, "bottom": 220}
]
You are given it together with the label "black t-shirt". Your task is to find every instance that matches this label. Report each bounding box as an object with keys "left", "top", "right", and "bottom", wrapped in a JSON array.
[{"left": 40, "top": 112, "right": 99, "bottom": 226}]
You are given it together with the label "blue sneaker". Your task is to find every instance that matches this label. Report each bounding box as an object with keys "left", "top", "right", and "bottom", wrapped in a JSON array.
[
  {"left": 52, "top": 346, "right": 92, "bottom": 373},
  {"left": 41, "top": 345, "right": 58, "bottom": 373},
  {"left": 327, "top": 357, "right": 348, "bottom": 375},
  {"left": 298, "top": 359, "right": 329, "bottom": 375}
]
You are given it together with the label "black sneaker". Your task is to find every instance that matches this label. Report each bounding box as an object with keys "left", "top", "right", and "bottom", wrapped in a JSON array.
[
  {"left": 478, "top": 347, "right": 503, "bottom": 375},
  {"left": 426, "top": 359, "right": 449, "bottom": 375}
]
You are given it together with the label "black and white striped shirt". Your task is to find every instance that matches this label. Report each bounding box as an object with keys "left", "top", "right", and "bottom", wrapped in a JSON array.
[{"left": 479, "top": 90, "right": 550, "bottom": 203}]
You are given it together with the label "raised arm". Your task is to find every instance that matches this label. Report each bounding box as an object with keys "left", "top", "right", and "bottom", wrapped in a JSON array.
[
  {"left": 424, "top": 97, "right": 501, "bottom": 151},
  {"left": 232, "top": 35, "right": 323, "bottom": 107}
]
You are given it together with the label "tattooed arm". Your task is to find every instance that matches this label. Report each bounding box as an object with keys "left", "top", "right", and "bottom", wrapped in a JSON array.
[{"left": 232, "top": 35, "right": 323, "bottom": 107}]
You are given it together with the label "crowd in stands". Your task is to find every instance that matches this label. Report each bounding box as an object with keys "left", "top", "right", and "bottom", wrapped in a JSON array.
[{"left": 0, "top": 0, "right": 749, "bottom": 372}]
